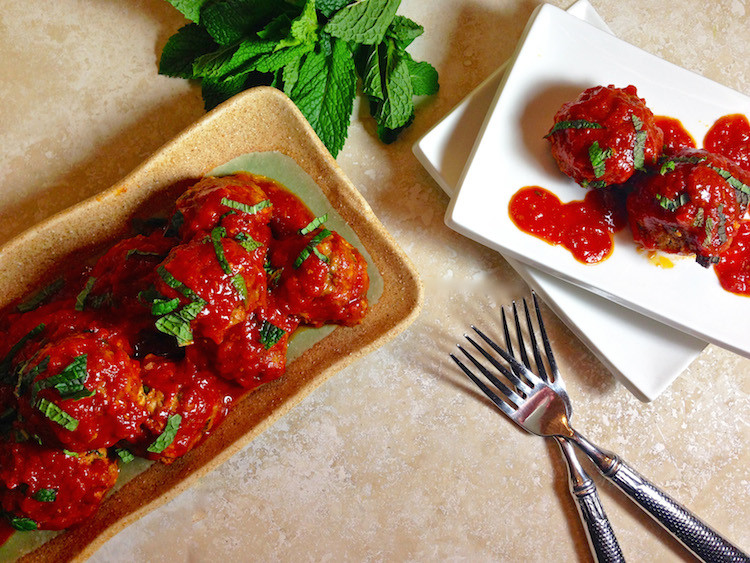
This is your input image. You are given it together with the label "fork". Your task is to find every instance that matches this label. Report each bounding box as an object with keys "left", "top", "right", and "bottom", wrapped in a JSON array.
[
  {"left": 451, "top": 294, "right": 749, "bottom": 563},
  {"left": 496, "top": 300, "right": 624, "bottom": 562}
]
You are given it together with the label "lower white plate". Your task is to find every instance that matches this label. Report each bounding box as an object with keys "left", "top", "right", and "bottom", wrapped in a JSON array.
[{"left": 414, "top": 0, "right": 705, "bottom": 401}]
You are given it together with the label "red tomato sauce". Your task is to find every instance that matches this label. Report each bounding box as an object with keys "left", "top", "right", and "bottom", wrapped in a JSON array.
[
  {"left": 654, "top": 116, "right": 696, "bottom": 153},
  {"left": 715, "top": 220, "right": 750, "bottom": 294},
  {"left": 704, "top": 114, "right": 750, "bottom": 173},
  {"left": 511, "top": 110, "right": 750, "bottom": 296},
  {"left": 508, "top": 186, "right": 627, "bottom": 264},
  {"left": 0, "top": 172, "right": 370, "bottom": 542}
]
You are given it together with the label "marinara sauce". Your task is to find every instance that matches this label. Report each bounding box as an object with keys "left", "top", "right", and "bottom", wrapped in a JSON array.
[
  {"left": 0, "top": 172, "right": 370, "bottom": 541},
  {"left": 508, "top": 185, "right": 627, "bottom": 264},
  {"left": 510, "top": 109, "right": 750, "bottom": 296}
]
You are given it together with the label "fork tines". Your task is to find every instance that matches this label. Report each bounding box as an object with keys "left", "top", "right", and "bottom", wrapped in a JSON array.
[{"left": 450, "top": 293, "right": 557, "bottom": 413}]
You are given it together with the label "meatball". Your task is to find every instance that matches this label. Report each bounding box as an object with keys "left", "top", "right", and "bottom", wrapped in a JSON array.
[
  {"left": 175, "top": 173, "right": 273, "bottom": 244},
  {"left": 261, "top": 180, "right": 316, "bottom": 239},
  {"left": 15, "top": 332, "right": 148, "bottom": 451},
  {"left": 134, "top": 356, "right": 236, "bottom": 463},
  {"left": 546, "top": 85, "right": 663, "bottom": 188},
  {"left": 0, "top": 299, "right": 129, "bottom": 364},
  {"left": 0, "top": 439, "right": 118, "bottom": 531},
  {"left": 269, "top": 229, "right": 369, "bottom": 327},
  {"left": 627, "top": 148, "right": 750, "bottom": 264},
  {"left": 87, "top": 231, "right": 175, "bottom": 310},
  {"left": 203, "top": 299, "right": 299, "bottom": 389},
  {"left": 152, "top": 236, "right": 267, "bottom": 346}
]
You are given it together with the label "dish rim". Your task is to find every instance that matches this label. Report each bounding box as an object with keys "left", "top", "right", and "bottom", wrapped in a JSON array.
[{"left": 1, "top": 86, "right": 423, "bottom": 561}]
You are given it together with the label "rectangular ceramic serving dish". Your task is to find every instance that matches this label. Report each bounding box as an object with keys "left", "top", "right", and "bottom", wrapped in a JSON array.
[
  {"left": 446, "top": 3, "right": 750, "bottom": 358},
  {"left": 0, "top": 86, "right": 422, "bottom": 561}
]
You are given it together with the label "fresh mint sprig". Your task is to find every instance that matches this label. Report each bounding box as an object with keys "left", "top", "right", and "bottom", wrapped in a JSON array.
[{"left": 158, "top": 0, "right": 439, "bottom": 156}]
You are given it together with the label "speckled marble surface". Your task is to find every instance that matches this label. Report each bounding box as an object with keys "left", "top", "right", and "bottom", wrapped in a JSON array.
[{"left": 1, "top": 1, "right": 749, "bottom": 561}]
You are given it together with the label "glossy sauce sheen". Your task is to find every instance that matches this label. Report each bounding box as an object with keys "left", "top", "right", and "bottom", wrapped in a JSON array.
[
  {"left": 510, "top": 113, "right": 750, "bottom": 293},
  {"left": 508, "top": 186, "right": 627, "bottom": 264},
  {"left": 0, "top": 173, "right": 370, "bottom": 540}
]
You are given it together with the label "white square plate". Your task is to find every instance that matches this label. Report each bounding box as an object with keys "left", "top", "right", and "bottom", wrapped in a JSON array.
[{"left": 446, "top": 3, "right": 750, "bottom": 358}]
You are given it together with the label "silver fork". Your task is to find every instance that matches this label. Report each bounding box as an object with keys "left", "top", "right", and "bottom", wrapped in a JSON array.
[
  {"left": 458, "top": 298, "right": 623, "bottom": 562},
  {"left": 451, "top": 294, "right": 749, "bottom": 563},
  {"left": 497, "top": 300, "right": 624, "bottom": 562}
]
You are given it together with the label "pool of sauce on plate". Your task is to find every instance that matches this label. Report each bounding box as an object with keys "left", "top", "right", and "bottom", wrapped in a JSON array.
[{"left": 508, "top": 114, "right": 750, "bottom": 294}]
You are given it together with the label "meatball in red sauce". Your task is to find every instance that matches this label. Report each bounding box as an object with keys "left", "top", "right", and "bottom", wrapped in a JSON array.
[
  {"left": 0, "top": 440, "right": 118, "bottom": 531},
  {"left": 0, "top": 171, "right": 371, "bottom": 538},
  {"left": 269, "top": 229, "right": 369, "bottom": 327},
  {"left": 153, "top": 236, "right": 267, "bottom": 346},
  {"left": 627, "top": 148, "right": 750, "bottom": 265},
  {"left": 546, "top": 85, "right": 663, "bottom": 188},
  {"left": 175, "top": 173, "right": 273, "bottom": 245},
  {"left": 134, "top": 356, "right": 236, "bottom": 463},
  {"left": 15, "top": 332, "right": 148, "bottom": 452}
]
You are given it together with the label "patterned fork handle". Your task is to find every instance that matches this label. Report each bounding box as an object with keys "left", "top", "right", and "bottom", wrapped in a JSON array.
[
  {"left": 556, "top": 437, "right": 625, "bottom": 562},
  {"left": 573, "top": 433, "right": 749, "bottom": 562}
]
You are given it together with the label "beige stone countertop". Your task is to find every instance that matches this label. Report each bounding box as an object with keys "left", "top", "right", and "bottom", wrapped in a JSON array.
[{"left": 1, "top": 0, "right": 749, "bottom": 561}]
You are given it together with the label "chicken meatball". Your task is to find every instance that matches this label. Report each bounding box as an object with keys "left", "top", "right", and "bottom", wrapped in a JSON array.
[
  {"left": 546, "top": 85, "right": 663, "bottom": 188},
  {"left": 15, "top": 332, "right": 148, "bottom": 451},
  {"left": 269, "top": 228, "right": 369, "bottom": 327},
  {"left": 203, "top": 299, "right": 299, "bottom": 389},
  {"left": 152, "top": 236, "right": 267, "bottom": 346},
  {"left": 0, "top": 439, "right": 118, "bottom": 531},
  {"left": 134, "top": 356, "right": 236, "bottom": 463},
  {"left": 175, "top": 173, "right": 273, "bottom": 245},
  {"left": 627, "top": 148, "right": 750, "bottom": 264}
]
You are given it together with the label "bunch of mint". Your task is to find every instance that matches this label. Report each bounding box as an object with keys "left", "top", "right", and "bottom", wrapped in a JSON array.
[{"left": 158, "top": 0, "right": 439, "bottom": 157}]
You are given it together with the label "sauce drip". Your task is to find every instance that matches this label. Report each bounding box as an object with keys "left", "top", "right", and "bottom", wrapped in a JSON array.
[
  {"left": 508, "top": 186, "right": 627, "bottom": 264},
  {"left": 715, "top": 220, "right": 750, "bottom": 294},
  {"left": 704, "top": 114, "right": 750, "bottom": 172},
  {"left": 654, "top": 116, "right": 695, "bottom": 153}
]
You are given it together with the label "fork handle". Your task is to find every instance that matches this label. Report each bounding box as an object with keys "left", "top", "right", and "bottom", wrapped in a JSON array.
[
  {"left": 557, "top": 439, "right": 625, "bottom": 562},
  {"left": 572, "top": 434, "right": 749, "bottom": 562}
]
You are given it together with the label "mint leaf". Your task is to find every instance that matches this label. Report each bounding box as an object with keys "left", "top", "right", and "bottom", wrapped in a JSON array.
[
  {"left": 359, "top": 43, "right": 384, "bottom": 99},
  {"left": 221, "top": 197, "right": 271, "bottom": 214},
  {"left": 17, "top": 278, "right": 65, "bottom": 313},
  {"left": 281, "top": 58, "right": 302, "bottom": 95},
  {"left": 544, "top": 119, "right": 603, "bottom": 138},
  {"left": 373, "top": 42, "right": 412, "bottom": 129},
  {"left": 115, "top": 446, "right": 135, "bottom": 464},
  {"left": 159, "top": 24, "right": 218, "bottom": 78},
  {"left": 405, "top": 55, "right": 438, "bottom": 96},
  {"left": 192, "top": 43, "right": 242, "bottom": 79},
  {"left": 317, "top": 0, "right": 353, "bottom": 18},
  {"left": 201, "top": 0, "right": 278, "bottom": 45},
  {"left": 632, "top": 115, "right": 647, "bottom": 171},
  {"left": 201, "top": 73, "right": 250, "bottom": 111},
  {"left": 32, "top": 354, "right": 94, "bottom": 401},
  {"left": 32, "top": 488, "right": 57, "bottom": 503},
  {"left": 259, "top": 321, "right": 286, "bottom": 349},
  {"left": 277, "top": 0, "right": 318, "bottom": 49},
  {"left": 299, "top": 214, "right": 328, "bottom": 235},
  {"left": 324, "top": 0, "right": 401, "bottom": 45},
  {"left": 588, "top": 141, "right": 612, "bottom": 179},
  {"left": 386, "top": 15, "right": 423, "bottom": 47},
  {"left": 147, "top": 414, "right": 182, "bottom": 453},
  {"left": 36, "top": 399, "right": 78, "bottom": 431},
  {"left": 9, "top": 517, "right": 37, "bottom": 531},
  {"left": 248, "top": 42, "right": 314, "bottom": 74},
  {"left": 75, "top": 276, "right": 96, "bottom": 312},
  {"left": 258, "top": 14, "right": 294, "bottom": 40},
  {"left": 165, "top": 0, "right": 211, "bottom": 23},
  {"left": 655, "top": 193, "right": 690, "bottom": 212},
  {"left": 289, "top": 38, "right": 356, "bottom": 157}
]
